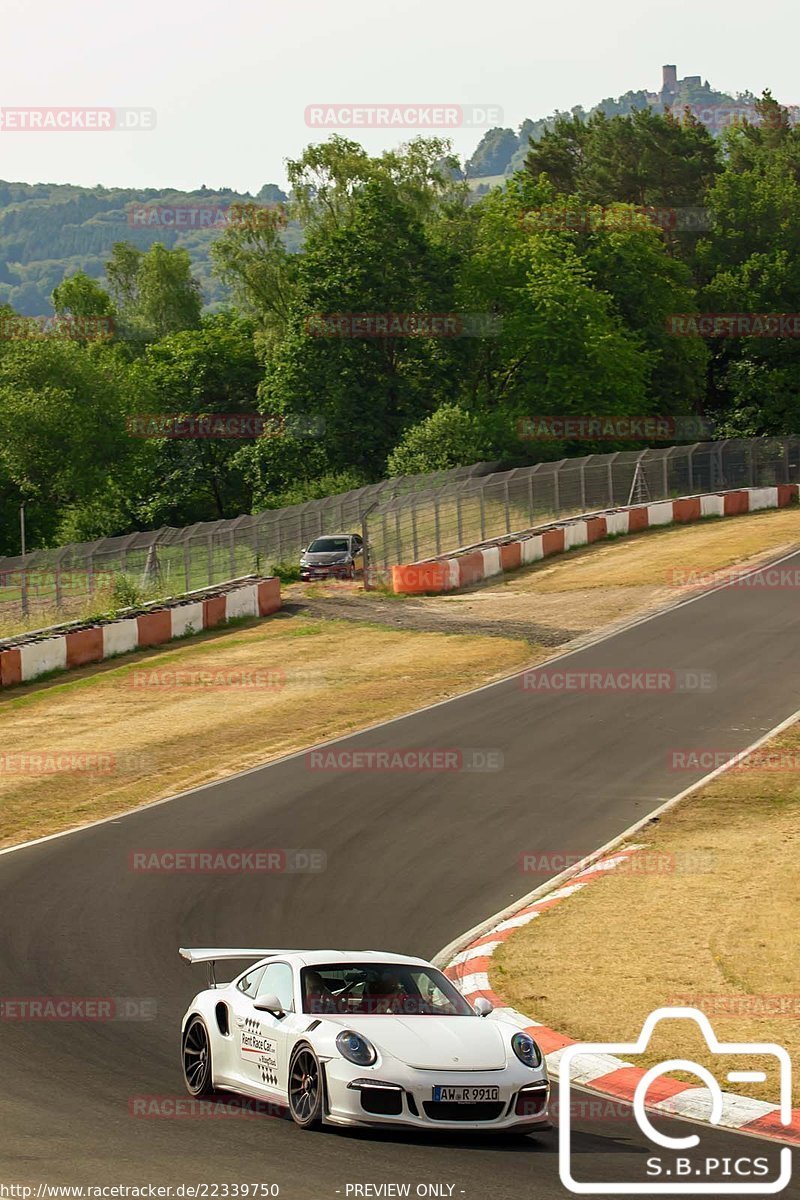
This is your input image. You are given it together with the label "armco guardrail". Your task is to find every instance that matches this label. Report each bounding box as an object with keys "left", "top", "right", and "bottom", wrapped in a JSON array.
[
  {"left": 0, "top": 576, "right": 281, "bottom": 689},
  {"left": 388, "top": 485, "right": 799, "bottom": 593},
  {"left": 365, "top": 437, "right": 800, "bottom": 582}
]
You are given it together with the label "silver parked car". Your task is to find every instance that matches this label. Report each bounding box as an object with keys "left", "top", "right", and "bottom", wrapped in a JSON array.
[{"left": 300, "top": 533, "right": 363, "bottom": 581}]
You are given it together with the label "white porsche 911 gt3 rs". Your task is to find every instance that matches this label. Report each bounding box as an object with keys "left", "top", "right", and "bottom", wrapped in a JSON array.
[{"left": 179, "top": 947, "right": 550, "bottom": 1133}]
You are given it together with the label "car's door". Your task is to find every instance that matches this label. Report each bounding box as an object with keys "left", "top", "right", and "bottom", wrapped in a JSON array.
[{"left": 230, "top": 961, "right": 295, "bottom": 1097}]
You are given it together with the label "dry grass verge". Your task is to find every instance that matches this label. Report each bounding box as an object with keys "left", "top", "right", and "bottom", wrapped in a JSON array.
[
  {"left": 0, "top": 616, "right": 533, "bottom": 848},
  {"left": 418, "top": 506, "right": 800, "bottom": 638},
  {"left": 492, "top": 720, "right": 800, "bottom": 1106}
]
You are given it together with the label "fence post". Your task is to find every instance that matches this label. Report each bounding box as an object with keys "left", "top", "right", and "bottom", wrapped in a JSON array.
[
  {"left": 662, "top": 455, "right": 668, "bottom": 498},
  {"left": 207, "top": 533, "right": 214, "bottom": 586},
  {"left": 687, "top": 444, "right": 696, "bottom": 493},
  {"left": 434, "top": 497, "right": 442, "bottom": 556},
  {"left": 504, "top": 480, "right": 511, "bottom": 533},
  {"left": 411, "top": 503, "right": 419, "bottom": 562},
  {"left": 394, "top": 509, "right": 403, "bottom": 562},
  {"left": 456, "top": 493, "right": 464, "bottom": 546},
  {"left": 184, "top": 543, "right": 192, "bottom": 592},
  {"left": 580, "top": 459, "right": 587, "bottom": 510},
  {"left": 527, "top": 471, "right": 534, "bottom": 524},
  {"left": 480, "top": 490, "right": 486, "bottom": 541},
  {"left": 553, "top": 468, "right": 560, "bottom": 516}
]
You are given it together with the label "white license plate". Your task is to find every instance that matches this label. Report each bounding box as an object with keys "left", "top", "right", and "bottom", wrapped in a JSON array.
[{"left": 432, "top": 1086, "right": 499, "bottom": 1102}]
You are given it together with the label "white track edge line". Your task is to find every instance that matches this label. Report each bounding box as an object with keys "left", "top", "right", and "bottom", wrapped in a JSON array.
[{"left": 433, "top": 701, "right": 800, "bottom": 968}]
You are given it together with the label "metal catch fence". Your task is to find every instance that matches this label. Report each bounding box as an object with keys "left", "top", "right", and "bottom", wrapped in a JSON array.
[
  {"left": 0, "top": 461, "right": 497, "bottom": 628},
  {"left": 363, "top": 438, "right": 800, "bottom": 580}
]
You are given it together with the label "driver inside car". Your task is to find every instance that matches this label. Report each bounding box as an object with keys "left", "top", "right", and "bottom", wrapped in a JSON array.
[{"left": 303, "top": 970, "right": 338, "bottom": 1013}]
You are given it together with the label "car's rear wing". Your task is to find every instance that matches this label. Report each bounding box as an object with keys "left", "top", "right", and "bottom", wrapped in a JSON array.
[{"left": 179, "top": 947, "right": 304, "bottom": 987}]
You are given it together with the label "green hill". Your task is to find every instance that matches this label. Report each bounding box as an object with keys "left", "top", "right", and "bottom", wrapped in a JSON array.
[{"left": 0, "top": 180, "right": 292, "bottom": 316}]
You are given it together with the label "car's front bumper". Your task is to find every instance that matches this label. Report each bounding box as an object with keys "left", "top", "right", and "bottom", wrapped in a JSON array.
[
  {"left": 323, "top": 1063, "right": 550, "bottom": 1132},
  {"left": 300, "top": 565, "right": 353, "bottom": 580}
]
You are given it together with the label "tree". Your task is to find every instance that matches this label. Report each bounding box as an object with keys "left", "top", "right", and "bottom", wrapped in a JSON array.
[
  {"left": 106, "top": 242, "right": 202, "bottom": 343},
  {"left": 134, "top": 312, "right": 262, "bottom": 523},
  {"left": 211, "top": 203, "right": 296, "bottom": 346},
  {"left": 525, "top": 107, "right": 719, "bottom": 208},
  {"left": 52, "top": 271, "right": 116, "bottom": 319},
  {"left": 257, "top": 176, "right": 460, "bottom": 480},
  {"left": 452, "top": 178, "right": 654, "bottom": 433},
  {"left": 387, "top": 404, "right": 514, "bottom": 474},
  {"left": 0, "top": 339, "right": 142, "bottom": 547},
  {"left": 698, "top": 93, "right": 800, "bottom": 432}
]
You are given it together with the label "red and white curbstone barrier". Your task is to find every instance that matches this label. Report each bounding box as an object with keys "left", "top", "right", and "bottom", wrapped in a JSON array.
[
  {"left": 443, "top": 847, "right": 800, "bottom": 1146},
  {"left": 390, "top": 485, "right": 800, "bottom": 594},
  {"left": 0, "top": 577, "right": 281, "bottom": 690}
]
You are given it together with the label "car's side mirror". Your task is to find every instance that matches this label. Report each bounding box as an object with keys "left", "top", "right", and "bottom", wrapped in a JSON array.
[
  {"left": 300, "top": 547, "right": 307, "bottom": 554},
  {"left": 253, "top": 993, "right": 285, "bottom": 1017},
  {"left": 473, "top": 996, "right": 493, "bottom": 1017}
]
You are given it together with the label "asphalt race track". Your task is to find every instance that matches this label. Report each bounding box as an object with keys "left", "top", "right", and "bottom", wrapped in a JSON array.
[{"left": 1, "top": 551, "right": 799, "bottom": 1199}]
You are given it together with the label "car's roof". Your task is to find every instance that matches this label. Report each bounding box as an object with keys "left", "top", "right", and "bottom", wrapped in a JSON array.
[
  {"left": 260, "top": 950, "right": 431, "bottom": 969},
  {"left": 309, "top": 532, "right": 358, "bottom": 539}
]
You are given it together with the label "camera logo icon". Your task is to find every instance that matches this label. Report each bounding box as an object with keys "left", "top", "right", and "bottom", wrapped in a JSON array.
[{"left": 559, "top": 1006, "right": 793, "bottom": 1194}]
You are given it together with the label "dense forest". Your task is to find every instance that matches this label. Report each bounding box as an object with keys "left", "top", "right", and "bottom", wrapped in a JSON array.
[{"left": 0, "top": 92, "right": 798, "bottom": 556}]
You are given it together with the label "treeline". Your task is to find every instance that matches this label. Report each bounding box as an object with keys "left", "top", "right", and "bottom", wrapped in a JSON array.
[
  {"left": 0, "top": 95, "right": 798, "bottom": 556},
  {"left": 466, "top": 77, "right": 751, "bottom": 179}
]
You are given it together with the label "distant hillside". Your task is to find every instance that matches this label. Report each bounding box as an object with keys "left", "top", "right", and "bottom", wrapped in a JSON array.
[
  {"left": 2, "top": 68, "right": 791, "bottom": 313},
  {"left": 466, "top": 66, "right": 768, "bottom": 181},
  {"left": 0, "top": 180, "right": 293, "bottom": 316}
]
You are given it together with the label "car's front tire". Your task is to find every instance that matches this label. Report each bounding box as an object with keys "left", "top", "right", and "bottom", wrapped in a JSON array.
[
  {"left": 287, "top": 1044, "right": 324, "bottom": 1129},
  {"left": 182, "top": 1015, "right": 213, "bottom": 1096}
]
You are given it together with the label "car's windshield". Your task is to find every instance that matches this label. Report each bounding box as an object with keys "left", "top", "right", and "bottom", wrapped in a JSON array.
[
  {"left": 306, "top": 538, "right": 349, "bottom": 553},
  {"left": 301, "top": 962, "right": 474, "bottom": 1016}
]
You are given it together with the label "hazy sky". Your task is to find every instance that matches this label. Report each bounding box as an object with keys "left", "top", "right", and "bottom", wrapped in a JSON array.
[{"left": 1, "top": 0, "right": 797, "bottom": 193}]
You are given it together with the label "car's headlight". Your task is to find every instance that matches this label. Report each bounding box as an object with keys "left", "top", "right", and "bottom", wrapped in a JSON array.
[
  {"left": 336, "top": 1030, "right": 378, "bottom": 1066},
  {"left": 512, "top": 1032, "right": 543, "bottom": 1068}
]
